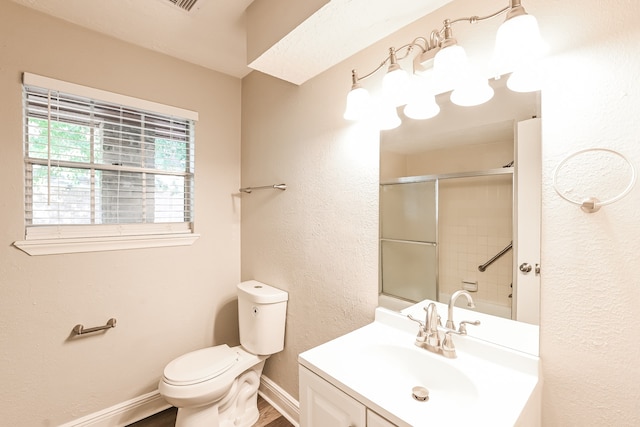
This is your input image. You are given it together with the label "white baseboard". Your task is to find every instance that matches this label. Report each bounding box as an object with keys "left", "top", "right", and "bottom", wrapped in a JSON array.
[
  {"left": 58, "top": 390, "right": 170, "bottom": 427},
  {"left": 259, "top": 375, "right": 300, "bottom": 427},
  {"left": 58, "top": 376, "right": 298, "bottom": 427}
]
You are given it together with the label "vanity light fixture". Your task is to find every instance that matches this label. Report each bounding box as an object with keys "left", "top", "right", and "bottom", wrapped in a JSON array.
[
  {"left": 343, "top": 70, "right": 371, "bottom": 121},
  {"left": 343, "top": 0, "right": 546, "bottom": 128}
]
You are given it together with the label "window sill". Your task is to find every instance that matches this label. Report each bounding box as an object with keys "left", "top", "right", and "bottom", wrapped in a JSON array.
[{"left": 13, "top": 233, "right": 200, "bottom": 256}]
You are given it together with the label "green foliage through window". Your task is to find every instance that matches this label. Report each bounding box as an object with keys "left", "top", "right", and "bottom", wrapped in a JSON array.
[{"left": 24, "top": 85, "right": 195, "bottom": 226}]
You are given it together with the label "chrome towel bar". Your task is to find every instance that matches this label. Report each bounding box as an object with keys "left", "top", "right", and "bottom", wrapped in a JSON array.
[
  {"left": 73, "top": 318, "right": 117, "bottom": 335},
  {"left": 239, "top": 183, "right": 287, "bottom": 193}
]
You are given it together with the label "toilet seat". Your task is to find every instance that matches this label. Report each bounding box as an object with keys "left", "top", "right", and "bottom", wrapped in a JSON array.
[{"left": 163, "top": 344, "right": 239, "bottom": 386}]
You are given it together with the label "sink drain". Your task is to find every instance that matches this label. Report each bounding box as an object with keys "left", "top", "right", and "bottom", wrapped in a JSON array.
[{"left": 412, "top": 386, "right": 429, "bottom": 402}]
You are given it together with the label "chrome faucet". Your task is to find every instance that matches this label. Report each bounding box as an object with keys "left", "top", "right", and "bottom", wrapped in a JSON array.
[
  {"left": 424, "top": 303, "right": 443, "bottom": 352},
  {"left": 446, "top": 290, "right": 477, "bottom": 331},
  {"left": 408, "top": 303, "right": 442, "bottom": 351},
  {"left": 407, "top": 293, "right": 480, "bottom": 359}
]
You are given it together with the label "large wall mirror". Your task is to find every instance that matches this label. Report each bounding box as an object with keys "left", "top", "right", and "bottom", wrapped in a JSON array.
[{"left": 378, "top": 77, "right": 541, "bottom": 338}]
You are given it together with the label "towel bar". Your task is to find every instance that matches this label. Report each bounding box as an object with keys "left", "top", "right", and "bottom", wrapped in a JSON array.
[
  {"left": 239, "top": 183, "right": 286, "bottom": 194},
  {"left": 73, "top": 318, "right": 117, "bottom": 335},
  {"left": 553, "top": 148, "right": 636, "bottom": 213}
]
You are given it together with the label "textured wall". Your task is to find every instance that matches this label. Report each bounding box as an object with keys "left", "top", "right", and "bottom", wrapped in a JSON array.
[
  {"left": 537, "top": 0, "right": 640, "bottom": 424},
  {"left": 0, "top": 3, "right": 241, "bottom": 425},
  {"left": 240, "top": 69, "right": 380, "bottom": 398},
  {"left": 243, "top": 0, "right": 640, "bottom": 424}
]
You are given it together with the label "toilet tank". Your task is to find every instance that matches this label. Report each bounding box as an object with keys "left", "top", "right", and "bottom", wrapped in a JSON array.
[{"left": 237, "top": 280, "right": 288, "bottom": 356}]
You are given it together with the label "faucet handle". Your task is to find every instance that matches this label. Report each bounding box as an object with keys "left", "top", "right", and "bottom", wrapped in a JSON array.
[
  {"left": 407, "top": 314, "right": 424, "bottom": 327},
  {"left": 458, "top": 320, "right": 481, "bottom": 335},
  {"left": 407, "top": 314, "right": 428, "bottom": 346}
]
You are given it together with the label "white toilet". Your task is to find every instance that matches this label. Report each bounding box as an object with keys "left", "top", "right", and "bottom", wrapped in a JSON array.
[{"left": 158, "top": 280, "right": 288, "bottom": 427}]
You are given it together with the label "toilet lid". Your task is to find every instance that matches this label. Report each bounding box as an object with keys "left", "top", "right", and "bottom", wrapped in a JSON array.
[{"left": 163, "top": 344, "right": 239, "bottom": 386}]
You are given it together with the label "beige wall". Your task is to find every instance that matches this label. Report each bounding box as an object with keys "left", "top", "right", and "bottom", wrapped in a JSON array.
[
  {"left": 240, "top": 69, "right": 380, "bottom": 398},
  {"left": 0, "top": 2, "right": 241, "bottom": 425},
  {"left": 243, "top": 0, "right": 640, "bottom": 425},
  {"left": 538, "top": 0, "right": 640, "bottom": 424}
]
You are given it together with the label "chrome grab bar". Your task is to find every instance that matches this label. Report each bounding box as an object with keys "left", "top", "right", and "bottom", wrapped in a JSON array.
[
  {"left": 478, "top": 241, "right": 512, "bottom": 272},
  {"left": 239, "top": 183, "right": 287, "bottom": 193},
  {"left": 73, "top": 318, "right": 117, "bottom": 335}
]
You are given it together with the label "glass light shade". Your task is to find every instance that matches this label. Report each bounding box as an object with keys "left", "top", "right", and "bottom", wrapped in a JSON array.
[
  {"left": 404, "top": 76, "right": 440, "bottom": 120},
  {"left": 507, "top": 66, "right": 541, "bottom": 93},
  {"left": 433, "top": 44, "right": 468, "bottom": 92},
  {"left": 343, "top": 86, "right": 371, "bottom": 121},
  {"left": 382, "top": 66, "right": 410, "bottom": 107},
  {"left": 450, "top": 71, "right": 494, "bottom": 107},
  {"left": 404, "top": 99, "right": 440, "bottom": 120},
  {"left": 493, "top": 14, "right": 546, "bottom": 75},
  {"left": 377, "top": 100, "right": 401, "bottom": 130}
]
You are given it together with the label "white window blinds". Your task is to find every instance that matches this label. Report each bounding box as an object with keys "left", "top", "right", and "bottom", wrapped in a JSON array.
[{"left": 22, "top": 74, "right": 196, "bottom": 232}]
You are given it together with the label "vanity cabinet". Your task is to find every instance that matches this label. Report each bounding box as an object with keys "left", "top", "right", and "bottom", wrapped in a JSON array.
[
  {"left": 367, "top": 410, "right": 397, "bottom": 427},
  {"left": 299, "top": 366, "right": 396, "bottom": 427}
]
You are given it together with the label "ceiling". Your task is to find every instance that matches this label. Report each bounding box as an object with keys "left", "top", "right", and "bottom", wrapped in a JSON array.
[
  {"left": 10, "top": 0, "right": 453, "bottom": 84},
  {"left": 10, "top": 0, "right": 255, "bottom": 78}
]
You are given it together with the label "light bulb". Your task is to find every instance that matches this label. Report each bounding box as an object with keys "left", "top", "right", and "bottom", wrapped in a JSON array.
[{"left": 343, "top": 86, "right": 371, "bottom": 121}]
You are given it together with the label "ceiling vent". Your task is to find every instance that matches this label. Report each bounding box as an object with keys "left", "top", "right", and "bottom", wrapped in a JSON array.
[{"left": 167, "top": 0, "right": 199, "bottom": 12}]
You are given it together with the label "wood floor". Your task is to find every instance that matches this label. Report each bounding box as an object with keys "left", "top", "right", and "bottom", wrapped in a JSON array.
[{"left": 127, "top": 395, "right": 293, "bottom": 427}]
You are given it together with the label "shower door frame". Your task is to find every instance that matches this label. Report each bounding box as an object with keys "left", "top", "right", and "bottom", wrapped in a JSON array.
[{"left": 379, "top": 167, "right": 514, "bottom": 308}]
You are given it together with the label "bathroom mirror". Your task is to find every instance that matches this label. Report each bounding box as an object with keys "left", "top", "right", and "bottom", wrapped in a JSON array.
[{"left": 378, "top": 77, "right": 541, "bottom": 349}]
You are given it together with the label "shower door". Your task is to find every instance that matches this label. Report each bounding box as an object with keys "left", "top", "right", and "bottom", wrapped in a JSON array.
[{"left": 379, "top": 180, "right": 437, "bottom": 302}]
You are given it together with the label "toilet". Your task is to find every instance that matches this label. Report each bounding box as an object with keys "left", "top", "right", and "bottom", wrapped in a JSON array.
[{"left": 158, "top": 280, "right": 288, "bottom": 427}]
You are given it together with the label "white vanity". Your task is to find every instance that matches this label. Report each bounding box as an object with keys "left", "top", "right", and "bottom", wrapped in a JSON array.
[{"left": 298, "top": 302, "right": 541, "bottom": 426}]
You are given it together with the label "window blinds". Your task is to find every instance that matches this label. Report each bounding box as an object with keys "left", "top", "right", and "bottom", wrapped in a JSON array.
[{"left": 22, "top": 74, "right": 196, "bottom": 229}]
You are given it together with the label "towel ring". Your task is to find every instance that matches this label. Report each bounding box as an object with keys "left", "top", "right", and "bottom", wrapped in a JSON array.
[{"left": 553, "top": 148, "right": 636, "bottom": 213}]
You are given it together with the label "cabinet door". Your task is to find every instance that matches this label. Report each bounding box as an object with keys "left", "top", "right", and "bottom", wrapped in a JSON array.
[
  {"left": 367, "top": 409, "right": 397, "bottom": 427},
  {"left": 299, "top": 366, "right": 366, "bottom": 427}
]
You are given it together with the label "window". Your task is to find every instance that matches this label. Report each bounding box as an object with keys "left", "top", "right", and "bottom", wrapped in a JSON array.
[{"left": 14, "top": 73, "right": 200, "bottom": 255}]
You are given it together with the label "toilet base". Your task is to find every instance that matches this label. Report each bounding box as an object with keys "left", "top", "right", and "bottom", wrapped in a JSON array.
[{"left": 174, "top": 360, "right": 265, "bottom": 427}]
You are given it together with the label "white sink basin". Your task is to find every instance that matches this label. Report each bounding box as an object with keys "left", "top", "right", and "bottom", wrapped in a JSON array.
[
  {"left": 361, "top": 343, "right": 479, "bottom": 407},
  {"left": 299, "top": 306, "right": 541, "bottom": 426}
]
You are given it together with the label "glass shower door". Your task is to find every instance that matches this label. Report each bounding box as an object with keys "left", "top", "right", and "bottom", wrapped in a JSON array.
[{"left": 380, "top": 180, "right": 437, "bottom": 302}]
